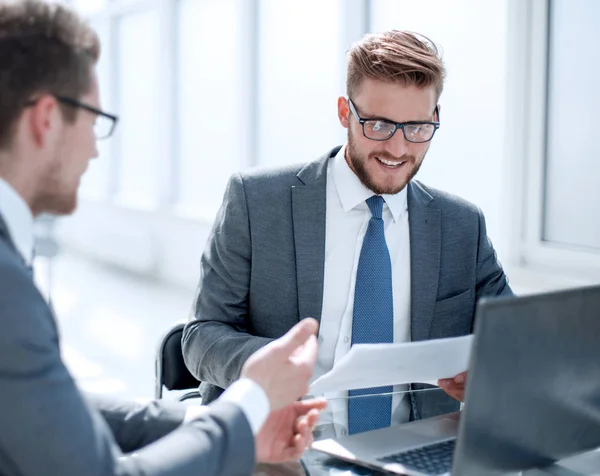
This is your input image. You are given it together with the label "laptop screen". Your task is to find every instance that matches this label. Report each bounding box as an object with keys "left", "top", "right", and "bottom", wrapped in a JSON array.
[{"left": 453, "top": 285, "right": 600, "bottom": 475}]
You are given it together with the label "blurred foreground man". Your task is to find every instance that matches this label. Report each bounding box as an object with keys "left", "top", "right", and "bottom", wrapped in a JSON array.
[{"left": 0, "top": 1, "right": 325, "bottom": 475}]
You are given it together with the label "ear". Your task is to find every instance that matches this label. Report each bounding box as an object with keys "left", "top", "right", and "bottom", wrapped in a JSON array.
[
  {"left": 27, "top": 95, "right": 60, "bottom": 147},
  {"left": 436, "top": 103, "right": 441, "bottom": 120},
  {"left": 337, "top": 96, "right": 350, "bottom": 129}
]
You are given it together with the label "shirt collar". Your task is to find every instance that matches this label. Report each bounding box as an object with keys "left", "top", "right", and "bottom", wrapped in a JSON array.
[
  {"left": 332, "top": 144, "right": 408, "bottom": 222},
  {"left": 0, "top": 177, "right": 34, "bottom": 264}
]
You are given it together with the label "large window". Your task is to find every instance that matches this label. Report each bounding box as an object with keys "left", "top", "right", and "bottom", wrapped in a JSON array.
[
  {"left": 256, "top": 0, "right": 344, "bottom": 167},
  {"left": 175, "top": 0, "right": 245, "bottom": 217},
  {"left": 519, "top": 0, "right": 600, "bottom": 278},
  {"left": 60, "top": 0, "right": 600, "bottom": 291},
  {"left": 116, "top": 8, "right": 162, "bottom": 208},
  {"left": 63, "top": 0, "right": 366, "bottom": 286},
  {"left": 75, "top": 0, "right": 349, "bottom": 220},
  {"left": 542, "top": 0, "right": 600, "bottom": 251}
]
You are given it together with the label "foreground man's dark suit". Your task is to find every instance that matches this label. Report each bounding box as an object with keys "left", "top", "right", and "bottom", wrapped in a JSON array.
[{"left": 0, "top": 214, "right": 255, "bottom": 476}]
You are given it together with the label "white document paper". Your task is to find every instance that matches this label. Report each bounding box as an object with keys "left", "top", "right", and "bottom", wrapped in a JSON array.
[{"left": 309, "top": 334, "right": 474, "bottom": 395}]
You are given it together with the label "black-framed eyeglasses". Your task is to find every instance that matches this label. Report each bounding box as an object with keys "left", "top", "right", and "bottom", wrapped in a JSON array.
[
  {"left": 25, "top": 95, "right": 119, "bottom": 140},
  {"left": 348, "top": 98, "right": 440, "bottom": 143}
]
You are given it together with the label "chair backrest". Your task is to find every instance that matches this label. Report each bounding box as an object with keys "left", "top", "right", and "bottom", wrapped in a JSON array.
[{"left": 155, "top": 323, "right": 201, "bottom": 398}]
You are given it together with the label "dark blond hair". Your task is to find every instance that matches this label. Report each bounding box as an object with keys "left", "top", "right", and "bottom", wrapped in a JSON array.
[
  {"left": 0, "top": 0, "right": 100, "bottom": 148},
  {"left": 347, "top": 30, "right": 446, "bottom": 100}
]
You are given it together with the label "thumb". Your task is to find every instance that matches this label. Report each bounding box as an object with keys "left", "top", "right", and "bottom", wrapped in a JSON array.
[
  {"left": 277, "top": 318, "right": 318, "bottom": 357},
  {"left": 291, "top": 334, "right": 318, "bottom": 368}
]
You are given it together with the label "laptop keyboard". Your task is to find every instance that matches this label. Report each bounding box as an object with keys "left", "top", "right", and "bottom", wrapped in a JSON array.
[{"left": 377, "top": 439, "right": 455, "bottom": 475}]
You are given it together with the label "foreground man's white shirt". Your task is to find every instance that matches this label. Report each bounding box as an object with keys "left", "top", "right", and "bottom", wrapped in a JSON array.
[
  {"left": 0, "top": 178, "right": 34, "bottom": 265},
  {"left": 184, "top": 378, "right": 269, "bottom": 434},
  {"left": 0, "top": 177, "right": 270, "bottom": 434}
]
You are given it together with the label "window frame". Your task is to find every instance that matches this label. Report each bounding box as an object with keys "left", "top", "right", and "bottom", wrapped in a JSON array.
[{"left": 514, "top": 0, "right": 600, "bottom": 280}]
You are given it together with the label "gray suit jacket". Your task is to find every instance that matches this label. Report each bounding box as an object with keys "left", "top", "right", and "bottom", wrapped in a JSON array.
[
  {"left": 0, "top": 215, "right": 255, "bottom": 476},
  {"left": 183, "top": 146, "right": 512, "bottom": 419}
]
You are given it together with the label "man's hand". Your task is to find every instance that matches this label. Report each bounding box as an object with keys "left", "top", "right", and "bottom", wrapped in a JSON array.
[
  {"left": 256, "top": 398, "right": 327, "bottom": 463},
  {"left": 241, "top": 318, "right": 319, "bottom": 411},
  {"left": 438, "top": 371, "right": 467, "bottom": 402}
]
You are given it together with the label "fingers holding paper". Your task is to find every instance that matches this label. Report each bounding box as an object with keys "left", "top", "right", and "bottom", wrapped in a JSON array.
[{"left": 438, "top": 371, "right": 467, "bottom": 402}]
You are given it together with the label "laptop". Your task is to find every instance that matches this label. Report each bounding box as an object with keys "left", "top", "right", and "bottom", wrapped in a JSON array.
[{"left": 312, "top": 285, "right": 600, "bottom": 475}]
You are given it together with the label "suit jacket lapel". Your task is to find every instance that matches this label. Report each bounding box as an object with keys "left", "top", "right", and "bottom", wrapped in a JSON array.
[
  {"left": 0, "top": 212, "right": 22, "bottom": 261},
  {"left": 0, "top": 211, "right": 59, "bottom": 336},
  {"left": 291, "top": 148, "right": 338, "bottom": 325},
  {"left": 408, "top": 181, "right": 441, "bottom": 342}
]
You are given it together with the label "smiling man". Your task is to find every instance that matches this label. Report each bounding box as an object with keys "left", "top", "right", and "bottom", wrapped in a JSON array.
[{"left": 183, "top": 30, "right": 513, "bottom": 436}]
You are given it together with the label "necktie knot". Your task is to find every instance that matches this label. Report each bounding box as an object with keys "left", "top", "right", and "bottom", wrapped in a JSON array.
[{"left": 366, "top": 195, "right": 384, "bottom": 219}]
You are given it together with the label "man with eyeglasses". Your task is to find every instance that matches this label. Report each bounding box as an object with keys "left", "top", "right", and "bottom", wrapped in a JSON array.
[
  {"left": 0, "top": 1, "right": 328, "bottom": 475},
  {"left": 184, "top": 30, "right": 513, "bottom": 436}
]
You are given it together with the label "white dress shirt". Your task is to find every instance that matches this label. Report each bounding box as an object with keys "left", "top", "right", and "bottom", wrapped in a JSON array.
[
  {"left": 0, "top": 177, "right": 270, "bottom": 435},
  {"left": 0, "top": 178, "right": 34, "bottom": 265},
  {"left": 186, "top": 378, "right": 270, "bottom": 435},
  {"left": 314, "top": 145, "right": 412, "bottom": 436}
]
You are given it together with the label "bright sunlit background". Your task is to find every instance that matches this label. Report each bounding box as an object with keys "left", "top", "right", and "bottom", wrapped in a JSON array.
[{"left": 36, "top": 0, "right": 600, "bottom": 401}]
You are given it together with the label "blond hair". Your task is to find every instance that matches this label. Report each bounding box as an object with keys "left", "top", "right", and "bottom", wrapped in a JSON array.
[{"left": 347, "top": 30, "right": 446, "bottom": 99}]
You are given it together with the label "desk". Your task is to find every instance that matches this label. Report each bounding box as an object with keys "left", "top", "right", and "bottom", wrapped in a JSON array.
[
  {"left": 255, "top": 448, "right": 600, "bottom": 475},
  {"left": 255, "top": 448, "right": 385, "bottom": 475},
  {"left": 253, "top": 388, "right": 600, "bottom": 476}
]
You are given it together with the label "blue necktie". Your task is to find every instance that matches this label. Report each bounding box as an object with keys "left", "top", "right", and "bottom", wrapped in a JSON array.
[{"left": 348, "top": 195, "right": 394, "bottom": 435}]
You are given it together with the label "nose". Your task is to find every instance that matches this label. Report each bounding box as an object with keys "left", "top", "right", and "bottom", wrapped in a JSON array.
[{"left": 385, "top": 128, "right": 410, "bottom": 158}]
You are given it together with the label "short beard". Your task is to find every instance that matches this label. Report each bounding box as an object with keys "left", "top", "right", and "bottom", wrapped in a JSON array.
[
  {"left": 346, "top": 128, "right": 423, "bottom": 195},
  {"left": 30, "top": 153, "right": 77, "bottom": 217}
]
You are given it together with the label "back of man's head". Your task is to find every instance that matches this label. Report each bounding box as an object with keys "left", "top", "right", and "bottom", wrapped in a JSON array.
[{"left": 0, "top": 0, "right": 99, "bottom": 150}]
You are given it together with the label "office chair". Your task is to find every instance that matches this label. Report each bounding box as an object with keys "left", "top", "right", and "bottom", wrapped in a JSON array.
[{"left": 155, "top": 323, "right": 201, "bottom": 402}]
